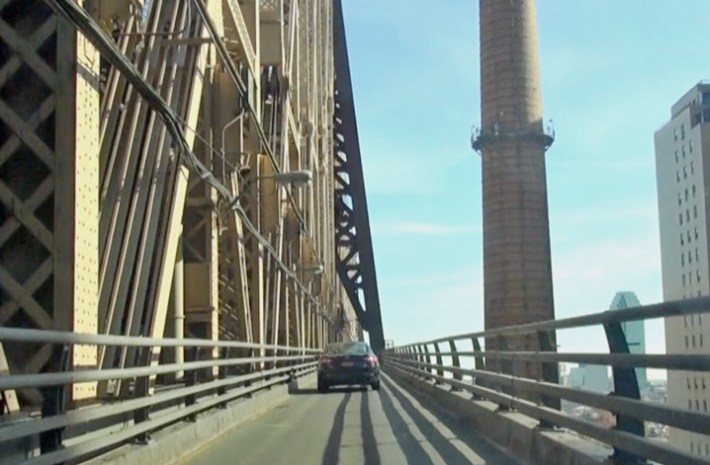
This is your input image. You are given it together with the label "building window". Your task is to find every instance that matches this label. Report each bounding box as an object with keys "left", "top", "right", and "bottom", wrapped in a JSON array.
[
  {"left": 696, "top": 248, "right": 700, "bottom": 260},
  {"left": 696, "top": 399, "right": 700, "bottom": 410},
  {"left": 684, "top": 166, "right": 688, "bottom": 178},
  {"left": 683, "top": 146, "right": 687, "bottom": 157},
  {"left": 675, "top": 128, "right": 679, "bottom": 141},
  {"left": 705, "top": 444, "right": 709, "bottom": 455},
  {"left": 701, "top": 334, "right": 704, "bottom": 347},
  {"left": 682, "top": 254, "right": 685, "bottom": 266},
  {"left": 683, "top": 275, "right": 687, "bottom": 286},
  {"left": 699, "top": 314, "right": 702, "bottom": 325},
  {"left": 694, "top": 206, "right": 698, "bottom": 218},
  {"left": 682, "top": 124, "right": 686, "bottom": 139},
  {"left": 691, "top": 161, "right": 695, "bottom": 174},
  {"left": 686, "top": 188, "right": 690, "bottom": 200},
  {"left": 685, "top": 335, "right": 689, "bottom": 347},
  {"left": 695, "top": 227, "right": 699, "bottom": 239},
  {"left": 703, "top": 378, "right": 707, "bottom": 389},
  {"left": 690, "top": 139, "right": 694, "bottom": 153},
  {"left": 689, "top": 231, "right": 692, "bottom": 243},
  {"left": 692, "top": 334, "right": 696, "bottom": 347},
  {"left": 704, "top": 400, "right": 708, "bottom": 411},
  {"left": 679, "top": 193, "right": 683, "bottom": 205},
  {"left": 688, "top": 399, "right": 692, "bottom": 409},
  {"left": 694, "top": 378, "right": 698, "bottom": 389},
  {"left": 685, "top": 315, "right": 689, "bottom": 327},
  {"left": 688, "top": 251, "right": 692, "bottom": 263},
  {"left": 693, "top": 185, "right": 697, "bottom": 197},
  {"left": 676, "top": 151, "right": 680, "bottom": 162},
  {"left": 681, "top": 235, "right": 685, "bottom": 246},
  {"left": 697, "top": 270, "right": 701, "bottom": 282},
  {"left": 687, "top": 210, "right": 691, "bottom": 221},
  {"left": 677, "top": 171, "right": 681, "bottom": 182},
  {"left": 688, "top": 378, "right": 692, "bottom": 389}
]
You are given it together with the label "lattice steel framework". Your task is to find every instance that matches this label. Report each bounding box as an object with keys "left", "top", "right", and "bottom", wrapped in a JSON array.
[
  {"left": 1, "top": 0, "right": 373, "bottom": 415},
  {"left": 0, "top": 0, "right": 99, "bottom": 410},
  {"left": 332, "top": 0, "right": 384, "bottom": 353}
]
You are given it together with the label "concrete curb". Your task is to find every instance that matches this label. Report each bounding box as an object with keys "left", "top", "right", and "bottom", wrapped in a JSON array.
[
  {"left": 385, "top": 367, "right": 611, "bottom": 465},
  {"left": 84, "top": 372, "right": 317, "bottom": 465}
]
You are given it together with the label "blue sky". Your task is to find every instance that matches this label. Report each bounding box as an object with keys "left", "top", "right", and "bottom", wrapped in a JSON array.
[{"left": 342, "top": 0, "right": 710, "bottom": 366}]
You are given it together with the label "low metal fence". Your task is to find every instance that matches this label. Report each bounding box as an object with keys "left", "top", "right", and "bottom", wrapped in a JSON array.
[
  {"left": 384, "top": 296, "right": 710, "bottom": 465},
  {"left": 0, "top": 328, "right": 320, "bottom": 465}
]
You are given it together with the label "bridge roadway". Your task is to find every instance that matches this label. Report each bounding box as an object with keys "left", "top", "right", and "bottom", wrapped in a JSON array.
[{"left": 179, "top": 374, "right": 518, "bottom": 465}]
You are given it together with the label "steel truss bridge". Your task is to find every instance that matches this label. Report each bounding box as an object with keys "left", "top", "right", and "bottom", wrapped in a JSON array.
[{"left": 0, "top": 1, "right": 708, "bottom": 465}]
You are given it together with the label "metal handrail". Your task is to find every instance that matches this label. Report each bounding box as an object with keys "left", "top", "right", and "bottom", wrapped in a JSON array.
[
  {"left": 0, "top": 327, "right": 322, "bottom": 353},
  {"left": 390, "top": 357, "right": 710, "bottom": 435},
  {"left": 397, "top": 295, "right": 710, "bottom": 346},
  {"left": 429, "top": 351, "right": 710, "bottom": 371},
  {"left": 0, "top": 355, "right": 315, "bottom": 390},
  {"left": 387, "top": 361, "right": 709, "bottom": 465},
  {"left": 384, "top": 297, "right": 710, "bottom": 465},
  {"left": 0, "top": 327, "right": 323, "bottom": 465}
]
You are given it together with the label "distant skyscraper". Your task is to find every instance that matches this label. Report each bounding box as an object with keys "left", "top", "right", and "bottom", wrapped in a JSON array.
[
  {"left": 567, "top": 364, "right": 611, "bottom": 393},
  {"left": 609, "top": 292, "right": 647, "bottom": 390},
  {"left": 655, "top": 82, "right": 710, "bottom": 457}
]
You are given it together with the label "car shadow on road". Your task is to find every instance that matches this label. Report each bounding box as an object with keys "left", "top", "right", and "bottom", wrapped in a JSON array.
[{"left": 290, "top": 385, "right": 369, "bottom": 395}]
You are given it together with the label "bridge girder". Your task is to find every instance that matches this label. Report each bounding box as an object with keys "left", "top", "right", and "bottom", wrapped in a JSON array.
[{"left": 0, "top": 0, "right": 375, "bottom": 411}]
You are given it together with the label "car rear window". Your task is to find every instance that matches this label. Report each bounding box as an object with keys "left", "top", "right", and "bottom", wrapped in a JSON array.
[{"left": 325, "top": 342, "right": 371, "bottom": 355}]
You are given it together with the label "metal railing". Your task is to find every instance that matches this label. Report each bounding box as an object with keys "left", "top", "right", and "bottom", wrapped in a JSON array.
[
  {"left": 0, "top": 328, "right": 321, "bottom": 465},
  {"left": 384, "top": 296, "right": 710, "bottom": 465}
]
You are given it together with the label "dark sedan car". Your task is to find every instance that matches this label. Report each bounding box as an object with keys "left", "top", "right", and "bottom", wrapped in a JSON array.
[{"left": 317, "top": 341, "right": 380, "bottom": 392}]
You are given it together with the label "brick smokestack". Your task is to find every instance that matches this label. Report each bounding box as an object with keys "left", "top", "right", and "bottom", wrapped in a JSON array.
[{"left": 475, "top": 0, "right": 557, "bottom": 382}]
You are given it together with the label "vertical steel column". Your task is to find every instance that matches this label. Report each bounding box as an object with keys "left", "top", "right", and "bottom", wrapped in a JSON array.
[
  {"left": 449, "top": 340, "right": 462, "bottom": 384},
  {"left": 537, "top": 329, "right": 560, "bottom": 428},
  {"left": 0, "top": 0, "right": 99, "bottom": 426},
  {"left": 604, "top": 322, "right": 645, "bottom": 465}
]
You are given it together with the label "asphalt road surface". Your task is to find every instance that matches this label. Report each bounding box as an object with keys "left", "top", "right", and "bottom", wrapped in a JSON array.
[{"left": 180, "top": 373, "right": 519, "bottom": 465}]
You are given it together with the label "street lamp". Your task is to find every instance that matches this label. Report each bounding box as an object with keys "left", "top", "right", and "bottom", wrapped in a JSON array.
[
  {"left": 262, "top": 169, "right": 312, "bottom": 188},
  {"left": 225, "top": 169, "right": 313, "bottom": 210},
  {"left": 298, "top": 264, "right": 324, "bottom": 275}
]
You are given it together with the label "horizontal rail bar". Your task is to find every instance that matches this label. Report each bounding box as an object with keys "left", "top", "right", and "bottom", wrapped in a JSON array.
[
  {"left": 390, "top": 357, "right": 710, "bottom": 435},
  {"left": 21, "top": 371, "right": 309, "bottom": 465},
  {"left": 387, "top": 361, "right": 710, "bottom": 465},
  {"left": 0, "top": 327, "right": 322, "bottom": 353},
  {"left": 0, "top": 361, "right": 317, "bottom": 444},
  {"left": 399, "top": 296, "right": 710, "bottom": 346},
  {"left": 417, "top": 351, "right": 710, "bottom": 371},
  {"left": 0, "top": 355, "right": 315, "bottom": 389}
]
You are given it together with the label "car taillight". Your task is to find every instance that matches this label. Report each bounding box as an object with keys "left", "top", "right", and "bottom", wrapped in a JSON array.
[{"left": 365, "top": 355, "right": 379, "bottom": 366}]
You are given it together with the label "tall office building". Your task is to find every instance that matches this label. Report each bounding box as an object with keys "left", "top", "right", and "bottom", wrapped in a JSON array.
[
  {"left": 609, "top": 292, "right": 647, "bottom": 390},
  {"left": 654, "top": 82, "right": 710, "bottom": 457}
]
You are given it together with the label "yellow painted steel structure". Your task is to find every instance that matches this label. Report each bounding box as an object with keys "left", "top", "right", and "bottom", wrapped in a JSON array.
[{"left": 0, "top": 0, "right": 361, "bottom": 410}]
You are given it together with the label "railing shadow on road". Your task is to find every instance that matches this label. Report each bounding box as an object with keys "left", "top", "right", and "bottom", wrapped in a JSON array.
[
  {"left": 321, "top": 392, "right": 352, "bottom": 465},
  {"left": 376, "top": 384, "right": 435, "bottom": 465},
  {"left": 380, "top": 377, "right": 519, "bottom": 465},
  {"left": 360, "top": 390, "right": 382, "bottom": 465}
]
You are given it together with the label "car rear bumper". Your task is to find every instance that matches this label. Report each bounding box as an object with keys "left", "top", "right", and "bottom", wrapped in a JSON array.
[{"left": 318, "top": 367, "right": 379, "bottom": 385}]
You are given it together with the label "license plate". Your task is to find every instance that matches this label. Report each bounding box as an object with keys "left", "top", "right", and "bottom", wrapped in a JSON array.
[{"left": 341, "top": 361, "right": 354, "bottom": 367}]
